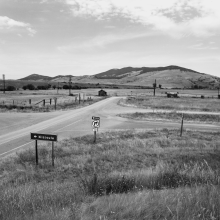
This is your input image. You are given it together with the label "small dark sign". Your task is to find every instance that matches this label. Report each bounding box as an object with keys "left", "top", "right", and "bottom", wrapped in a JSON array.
[
  {"left": 31, "top": 133, "right": 58, "bottom": 142},
  {"left": 92, "top": 116, "right": 100, "bottom": 120}
]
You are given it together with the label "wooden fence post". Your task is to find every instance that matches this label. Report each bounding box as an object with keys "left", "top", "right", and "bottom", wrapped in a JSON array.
[
  {"left": 35, "top": 140, "right": 38, "bottom": 166},
  {"left": 54, "top": 98, "right": 57, "bottom": 110},
  {"left": 153, "top": 79, "right": 156, "bottom": 96},
  {"left": 52, "top": 141, "right": 54, "bottom": 167},
  {"left": 180, "top": 113, "right": 184, "bottom": 137}
]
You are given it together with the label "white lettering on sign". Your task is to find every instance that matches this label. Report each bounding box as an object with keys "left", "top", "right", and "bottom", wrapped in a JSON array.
[{"left": 31, "top": 133, "right": 58, "bottom": 142}]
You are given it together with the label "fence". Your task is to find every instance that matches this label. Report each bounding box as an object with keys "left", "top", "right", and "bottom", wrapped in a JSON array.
[{"left": 0, "top": 93, "right": 93, "bottom": 112}]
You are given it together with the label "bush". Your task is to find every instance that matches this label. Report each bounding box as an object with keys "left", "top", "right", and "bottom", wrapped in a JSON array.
[
  {"left": 37, "top": 85, "right": 47, "bottom": 90},
  {"left": 25, "top": 84, "right": 35, "bottom": 90},
  {"left": 6, "top": 86, "right": 16, "bottom": 91},
  {"left": 63, "top": 85, "right": 69, "bottom": 89}
]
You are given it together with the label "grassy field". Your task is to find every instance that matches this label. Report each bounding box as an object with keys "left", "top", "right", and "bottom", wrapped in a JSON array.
[
  {"left": 120, "top": 96, "right": 220, "bottom": 112},
  {"left": 0, "top": 89, "right": 105, "bottom": 112},
  {"left": 0, "top": 129, "right": 220, "bottom": 219},
  {"left": 118, "top": 112, "right": 220, "bottom": 123},
  {"left": 0, "top": 88, "right": 219, "bottom": 112}
]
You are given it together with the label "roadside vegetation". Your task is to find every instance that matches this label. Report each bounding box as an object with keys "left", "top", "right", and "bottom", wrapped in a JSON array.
[
  {"left": 118, "top": 112, "right": 220, "bottom": 123},
  {"left": 120, "top": 96, "right": 220, "bottom": 112},
  {"left": 0, "top": 129, "right": 220, "bottom": 219},
  {"left": 0, "top": 96, "right": 105, "bottom": 113}
]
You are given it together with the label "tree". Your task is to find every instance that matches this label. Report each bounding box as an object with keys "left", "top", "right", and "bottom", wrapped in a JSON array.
[
  {"left": 22, "top": 85, "right": 27, "bottom": 90},
  {"left": 53, "top": 85, "right": 56, "bottom": 89},
  {"left": 63, "top": 85, "right": 69, "bottom": 89},
  {"left": 6, "top": 85, "right": 16, "bottom": 91},
  {"left": 26, "top": 84, "right": 35, "bottom": 90},
  {"left": 37, "top": 85, "right": 47, "bottom": 90}
]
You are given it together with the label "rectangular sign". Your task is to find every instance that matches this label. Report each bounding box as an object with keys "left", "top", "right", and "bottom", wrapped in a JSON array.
[
  {"left": 92, "top": 116, "right": 100, "bottom": 120},
  {"left": 31, "top": 133, "right": 58, "bottom": 142}
]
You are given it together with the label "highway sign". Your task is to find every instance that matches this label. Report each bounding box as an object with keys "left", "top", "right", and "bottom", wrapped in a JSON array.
[
  {"left": 31, "top": 133, "right": 58, "bottom": 142},
  {"left": 92, "top": 120, "right": 100, "bottom": 128},
  {"left": 92, "top": 116, "right": 100, "bottom": 128}
]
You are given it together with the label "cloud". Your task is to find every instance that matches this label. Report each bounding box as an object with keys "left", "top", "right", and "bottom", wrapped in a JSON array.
[
  {"left": 64, "top": 0, "right": 220, "bottom": 38},
  {"left": 0, "top": 16, "right": 36, "bottom": 36},
  {"left": 189, "top": 42, "right": 219, "bottom": 50},
  {"left": 57, "top": 32, "right": 151, "bottom": 53}
]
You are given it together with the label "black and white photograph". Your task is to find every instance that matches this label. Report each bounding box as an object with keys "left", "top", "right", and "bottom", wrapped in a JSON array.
[{"left": 0, "top": 0, "right": 220, "bottom": 219}]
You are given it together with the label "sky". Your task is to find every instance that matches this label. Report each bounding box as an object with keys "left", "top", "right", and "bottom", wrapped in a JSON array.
[{"left": 0, "top": 0, "right": 220, "bottom": 79}]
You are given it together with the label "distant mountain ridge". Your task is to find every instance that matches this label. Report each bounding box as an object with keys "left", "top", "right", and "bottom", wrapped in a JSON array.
[
  {"left": 18, "top": 65, "right": 220, "bottom": 89},
  {"left": 20, "top": 74, "right": 74, "bottom": 81},
  {"left": 19, "top": 74, "right": 53, "bottom": 81},
  {"left": 94, "top": 65, "right": 200, "bottom": 79}
]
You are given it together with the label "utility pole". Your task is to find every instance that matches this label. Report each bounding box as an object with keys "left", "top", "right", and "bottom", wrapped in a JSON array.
[
  {"left": 57, "top": 82, "right": 59, "bottom": 94},
  {"left": 153, "top": 79, "right": 156, "bottom": 96},
  {"left": 3, "top": 74, "right": 5, "bottom": 94},
  {"left": 69, "top": 76, "right": 71, "bottom": 96},
  {"left": 218, "top": 85, "right": 220, "bottom": 99}
]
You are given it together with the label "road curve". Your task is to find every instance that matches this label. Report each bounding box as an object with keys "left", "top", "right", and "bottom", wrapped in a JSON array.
[{"left": 0, "top": 97, "right": 219, "bottom": 157}]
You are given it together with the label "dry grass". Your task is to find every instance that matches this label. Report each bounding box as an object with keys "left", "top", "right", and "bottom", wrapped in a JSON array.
[
  {"left": 118, "top": 112, "right": 220, "bottom": 123},
  {"left": 0, "top": 96, "right": 104, "bottom": 113},
  {"left": 0, "top": 129, "right": 220, "bottom": 219},
  {"left": 83, "top": 185, "right": 220, "bottom": 220},
  {"left": 121, "top": 96, "right": 220, "bottom": 112}
]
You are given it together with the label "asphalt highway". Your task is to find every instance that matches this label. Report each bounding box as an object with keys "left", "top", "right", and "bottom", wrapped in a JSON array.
[{"left": 0, "top": 97, "right": 219, "bottom": 158}]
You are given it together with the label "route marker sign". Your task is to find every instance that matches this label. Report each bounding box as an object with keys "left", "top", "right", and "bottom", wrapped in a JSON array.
[
  {"left": 30, "top": 133, "right": 58, "bottom": 167},
  {"left": 92, "top": 116, "right": 100, "bottom": 143},
  {"left": 92, "top": 116, "right": 100, "bottom": 128}
]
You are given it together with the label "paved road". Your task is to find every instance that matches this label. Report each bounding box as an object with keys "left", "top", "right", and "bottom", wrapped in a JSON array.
[{"left": 0, "top": 97, "right": 219, "bottom": 158}]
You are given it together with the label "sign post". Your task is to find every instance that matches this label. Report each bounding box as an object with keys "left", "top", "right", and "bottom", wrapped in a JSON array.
[
  {"left": 35, "top": 140, "right": 38, "bottom": 166},
  {"left": 52, "top": 141, "right": 54, "bottom": 167},
  {"left": 153, "top": 79, "right": 157, "bottom": 96},
  {"left": 92, "top": 116, "right": 100, "bottom": 143},
  {"left": 31, "top": 133, "right": 58, "bottom": 166},
  {"left": 93, "top": 128, "right": 97, "bottom": 143}
]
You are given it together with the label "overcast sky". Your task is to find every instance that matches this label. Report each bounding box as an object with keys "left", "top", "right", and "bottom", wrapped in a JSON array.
[{"left": 0, "top": 0, "right": 220, "bottom": 79}]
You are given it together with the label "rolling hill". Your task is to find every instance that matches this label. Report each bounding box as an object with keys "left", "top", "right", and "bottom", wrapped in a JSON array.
[{"left": 18, "top": 65, "right": 220, "bottom": 89}]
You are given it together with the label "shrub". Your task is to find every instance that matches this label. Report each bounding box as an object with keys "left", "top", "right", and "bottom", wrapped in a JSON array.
[
  {"left": 6, "top": 86, "right": 16, "bottom": 91},
  {"left": 25, "top": 84, "right": 35, "bottom": 90}
]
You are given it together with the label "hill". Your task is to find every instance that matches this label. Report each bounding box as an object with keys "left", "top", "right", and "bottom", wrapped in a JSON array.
[
  {"left": 20, "top": 74, "right": 53, "bottom": 81},
  {"left": 18, "top": 65, "right": 220, "bottom": 89},
  {"left": 94, "top": 65, "right": 200, "bottom": 79}
]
